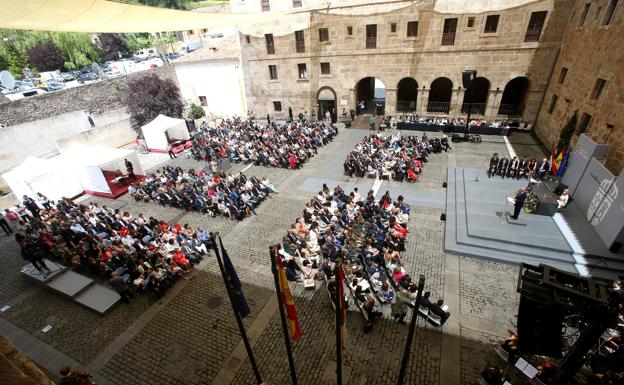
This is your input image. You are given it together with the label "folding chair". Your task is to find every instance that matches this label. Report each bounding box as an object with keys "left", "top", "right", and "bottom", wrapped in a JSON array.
[
  {"left": 426, "top": 313, "right": 443, "bottom": 331},
  {"left": 495, "top": 344, "right": 510, "bottom": 362},
  {"left": 417, "top": 305, "right": 429, "bottom": 326}
]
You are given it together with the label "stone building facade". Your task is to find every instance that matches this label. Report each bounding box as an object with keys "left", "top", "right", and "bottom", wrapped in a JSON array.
[
  {"left": 534, "top": 0, "right": 623, "bottom": 174},
  {"left": 237, "top": 0, "right": 574, "bottom": 125}
]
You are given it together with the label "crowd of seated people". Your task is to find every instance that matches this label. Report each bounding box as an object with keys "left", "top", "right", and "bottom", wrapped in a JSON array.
[
  {"left": 190, "top": 117, "right": 337, "bottom": 169},
  {"left": 344, "top": 133, "right": 449, "bottom": 182},
  {"left": 276, "top": 184, "right": 448, "bottom": 332},
  {"left": 14, "top": 197, "right": 213, "bottom": 301},
  {"left": 130, "top": 166, "right": 278, "bottom": 221},
  {"left": 401, "top": 114, "right": 518, "bottom": 128}
]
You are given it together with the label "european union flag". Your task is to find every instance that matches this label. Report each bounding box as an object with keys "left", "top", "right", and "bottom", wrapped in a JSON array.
[{"left": 219, "top": 237, "right": 250, "bottom": 318}]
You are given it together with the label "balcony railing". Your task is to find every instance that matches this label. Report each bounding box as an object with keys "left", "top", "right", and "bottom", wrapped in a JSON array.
[
  {"left": 427, "top": 102, "right": 451, "bottom": 114},
  {"left": 524, "top": 28, "right": 542, "bottom": 42},
  {"left": 441, "top": 32, "right": 456, "bottom": 46},
  {"left": 498, "top": 104, "right": 523, "bottom": 116},
  {"left": 461, "top": 103, "right": 486, "bottom": 115},
  {"left": 397, "top": 101, "right": 417, "bottom": 113},
  {"left": 295, "top": 41, "right": 305, "bottom": 53},
  {"left": 366, "top": 37, "right": 377, "bottom": 49}
]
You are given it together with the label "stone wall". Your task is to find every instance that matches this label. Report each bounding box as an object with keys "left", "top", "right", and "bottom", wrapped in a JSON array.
[
  {"left": 0, "top": 65, "right": 177, "bottom": 127},
  {"left": 240, "top": 0, "right": 573, "bottom": 122},
  {"left": 534, "top": 0, "right": 624, "bottom": 174}
]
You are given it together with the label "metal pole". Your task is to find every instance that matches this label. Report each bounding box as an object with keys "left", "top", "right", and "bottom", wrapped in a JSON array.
[
  {"left": 269, "top": 246, "right": 299, "bottom": 385},
  {"left": 397, "top": 275, "right": 426, "bottom": 385},
  {"left": 464, "top": 87, "right": 472, "bottom": 140},
  {"left": 210, "top": 233, "right": 263, "bottom": 385},
  {"left": 335, "top": 261, "right": 343, "bottom": 385}
]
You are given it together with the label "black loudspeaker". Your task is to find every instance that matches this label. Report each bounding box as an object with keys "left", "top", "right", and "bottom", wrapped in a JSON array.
[
  {"left": 517, "top": 294, "right": 563, "bottom": 357},
  {"left": 462, "top": 70, "right": 477, "bottom": 89},
  {"left": 442, "top": 182, "right": 448, "bottom": 188},
  {"left": 610, "top": 242, "right": 622, "bottom": 253},
  {"left": 440, "top": 213, "right": 446, "bottom": 221}
]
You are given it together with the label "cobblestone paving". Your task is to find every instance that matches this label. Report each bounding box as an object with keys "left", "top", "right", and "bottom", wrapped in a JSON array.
[
  {"left": 508, "top": 132, "right": 548, "bottom": 161},
  {"left": 453, "top": 137, "right": 508, "bottom": 169},
  {"left": 99, "top": 269, "right": 271, "bottom": 385},
  {"left": 0, "top": 236, "right": 33, "bottom": 305}
]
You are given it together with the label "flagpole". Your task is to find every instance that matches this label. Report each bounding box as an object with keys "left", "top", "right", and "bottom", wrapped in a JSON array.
[
  {"left": 210, "top": 233, "right": 263, "bottom": 385},
  {"left": 269, "top": 245, "right": 299, "bottom": 385},
  {"left": 397, "top": 274, "right": 425, "bottom": 385},
  {"left": 334, "top": 260, "right": 343, "bottom": 385}
]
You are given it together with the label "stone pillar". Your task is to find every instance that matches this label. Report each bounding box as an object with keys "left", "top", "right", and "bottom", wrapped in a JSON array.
[
  {"left": 417, "top": 88, "right": 429, "bottom": 116},
  {"left": 450, "top": 88, "right": 465, "bottom": 119},
  {"left": 385, "top": 88, "right": 397, "bottom": 115}
]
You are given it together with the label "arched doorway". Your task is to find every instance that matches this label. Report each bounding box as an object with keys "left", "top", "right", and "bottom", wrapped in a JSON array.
[
  {"left": 498, "top": 77, "right": 530, "bottom": 116},
  {"left": 355, "top": 77, "right": 386, "bottom": 115},
  {"left": 317, "top": 86, "right": 337, "bottom": 122},
  {"left": 427, "top": 77, "right": 453, "bottom": 114},
  {"left": 461, "top": 77, "right": 490, "bottom": 115},
  {"left": 396, "top": 77, "right": 418, "bottom": 113}
]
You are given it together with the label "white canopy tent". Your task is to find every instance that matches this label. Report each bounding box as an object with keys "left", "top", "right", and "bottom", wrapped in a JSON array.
[
  {"left": 62, "top": 144, "right": 145, "bottom": 196},
  {"left": 2, "top": 156, "right": 84, "bottom": 202},
  {"left": 141, "top": 114, "right": 190, "bottom": 152}
]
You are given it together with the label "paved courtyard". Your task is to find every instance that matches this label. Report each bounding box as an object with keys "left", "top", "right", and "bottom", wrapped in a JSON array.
[{"left": 0, "top": 127, "right": 546, "bottom": 385}]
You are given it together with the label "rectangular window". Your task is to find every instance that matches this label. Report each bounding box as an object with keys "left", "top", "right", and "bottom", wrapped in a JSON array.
[
  {"left": 407, "top": 21, "right": 418, "bottom": 37},
  {"left": 273, "top": 101, "right": 282, "bottom": 112},
  {"left": 591, "top": 78, "right": 607, "bottom": 99},
  {"left": 390, "top": 23, "right": 397, "bottom": 33},
  {"left": 366, "top": 24, "right": 377, "bottom": 48},
  {"left": 442, "top": 18, "right": 458, "bottom": 45},
  {"left": 558, "top": 67, "right": 568, "bottom": 84},
  {"left": 320, "top": 62, "right": 330, "bottom": 75},
  {"left": 484, "top": 15, "right": 500, "bottom": 33},
  {"left": 265, "top": 33, "right": 275, "bottom": 54},
  {"left": 298, "top": 63, "right": 307, "bottom": 79},
  {"left": 548, "top": 95, "right": 558, "bottom": 113},
  {"left": 524, "top": 11, "right": 547, "bottom": 42},
  {"left": 245, "top": 35, "right": 251, "bottom": 44},
  {"left": 467, "top": 16, "right": 475, "bottom": 28},
  {"left": 319, "top": 28, "right": 329, "bottom": 42},
  {"left": 198, "top": 96, "right": 207, "bottom": 107},
  {"left": 261, "top": 0, "right": 270, "bottom": 12},
  {"left": 347, "top": 26, "right": 353, "bottom": 36},
  {"left": 603, "top": 0, "right": 619, "bottom": 25},
  {"left": 577, "top": 112, "right": 592, "bottom": 134},
  {"left": 579, "top": 3, "right": 591, "bottom": 27},
  {"left": 293, "top": 0, "right": 302, "bottom": 8},
  {"left": 295, "top": 30, "right": 305, "bottom": 53},
  {"left": 268, "top": 65, "right": 278, "bottom": 80}
]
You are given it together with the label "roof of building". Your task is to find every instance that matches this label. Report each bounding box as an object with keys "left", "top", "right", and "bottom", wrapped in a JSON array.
[{"left": 172, "top": 35, "right": 240, "bottom": 64}]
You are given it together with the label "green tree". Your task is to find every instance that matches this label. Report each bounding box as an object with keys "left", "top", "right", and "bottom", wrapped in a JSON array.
[
  {"left": 0, "top": 51, "right": 7, "bottom": 71},
  {"left": 0, "top": 42, "right": 29, "bottom": 79},
  {"left": 557, "top": 110, "right": 578, "bottom": 150},
  {"left": 188, "top": 103, "right": 205, "bottom": 119},
  {"left": 126, "top": 33, "right": 152, "bottom": 53},
  {"left": 124, "top": 73, "right": 184, "bottom": 131},
  {"left": 116, "top": 0, "right": 189, "bottom": 9}
]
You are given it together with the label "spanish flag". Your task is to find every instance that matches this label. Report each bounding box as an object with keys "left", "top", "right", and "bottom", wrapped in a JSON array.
[{"left": 276, "top": 257, "right": 301, "bottom": 340}]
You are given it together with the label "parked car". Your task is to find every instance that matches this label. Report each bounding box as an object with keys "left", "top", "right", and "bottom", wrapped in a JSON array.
[
  {"left": 60, "top": 72, "right": 76, "bottom": 81},
  {"left": 77, "top": 72, "right": 100, "bottom": 84},
  {"left": 166, "top": 52, "right": 180, "bottom": 60},
  {"left": 42, "top": 80, "right": 66, "bottom": 92}
]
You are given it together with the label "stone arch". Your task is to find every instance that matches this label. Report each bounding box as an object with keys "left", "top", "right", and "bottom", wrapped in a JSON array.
[
  {"left": 317, "top": 86, "right": 337, "bottom": 121},
  {"left": 396, "top": 77, "right": 419, "bottom": 113},
  {"left": 427, "top": 77, "right": 453, "bottom": 114},
  {"left": 355, "top": 77, "right": 386, "bottom": 115},
  {"left": 461, "top": 76, "right": 490, "bottom": 115},
  {"left": 498, "top": 77, "right": 530, "bottom": 116}
]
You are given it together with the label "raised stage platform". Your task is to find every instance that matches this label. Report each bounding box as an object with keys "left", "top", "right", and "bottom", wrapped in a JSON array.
[
  {"left": 444, "top": 167, "right": 624, "bottom": 280},
  {"left": 21, "top": 259, "right": 120, "bottom": 313}
]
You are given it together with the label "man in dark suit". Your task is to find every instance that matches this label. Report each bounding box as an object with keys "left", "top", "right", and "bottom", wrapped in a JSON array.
[
  {"left": 498, "top": 156, "right": 510, "bottom": 179},
  {"left": 536, "top": 157, "right": 549, "bottom": 180},
  {"left": 511, "top": 187, "right": 529, "bottom": 220},
  {"left": 488, "top": 153, "right": 499, "bottom": 178}
]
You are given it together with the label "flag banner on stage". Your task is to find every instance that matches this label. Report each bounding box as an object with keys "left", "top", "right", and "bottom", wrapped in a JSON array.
[
  {"left": 219, "top": 237, "right": 250, "bottom": 318},
  {"left": 550, "top": 144, "right": 559, "bottom": 174},
  {"left": 557, "top": 150, "right": 570, "bottom": 177},
  {"left": 277, "top": 257, "right": 302, "bottom": 340}
]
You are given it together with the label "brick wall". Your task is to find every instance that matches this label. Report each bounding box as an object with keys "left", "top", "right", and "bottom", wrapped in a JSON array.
[{"left": 0, "top": 65, "right": 178, "bottom": 127}]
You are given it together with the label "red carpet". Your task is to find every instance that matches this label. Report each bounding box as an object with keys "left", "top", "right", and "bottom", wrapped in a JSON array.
[{"left": 84, "top": 170, "right": 145, "bottom": 199}]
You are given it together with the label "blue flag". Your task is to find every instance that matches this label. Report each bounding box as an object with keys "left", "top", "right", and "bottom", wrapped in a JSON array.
[
  {"left": 557, "top": 150, "right": 570, "bottom": 177},
  {"left": 219, "top": 237, "right": 250, "bottom": 318}
]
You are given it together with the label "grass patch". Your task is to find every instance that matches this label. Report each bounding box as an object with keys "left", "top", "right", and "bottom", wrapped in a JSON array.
[{"left": 188, "top": 0, "right": 228, "bottom": 9}]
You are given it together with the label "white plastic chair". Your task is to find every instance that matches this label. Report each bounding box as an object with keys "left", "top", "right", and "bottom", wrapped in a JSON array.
[
  {"left": 427, "top": 313, "right": 443, "bottom": 331},
  {"left": 417, "top": 305, "right": 429, "bottom": 326}
]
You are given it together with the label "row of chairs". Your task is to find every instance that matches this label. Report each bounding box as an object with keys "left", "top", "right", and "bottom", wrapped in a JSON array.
[{"left": 417, "top": 304, "right": 443, "bottom": 331}]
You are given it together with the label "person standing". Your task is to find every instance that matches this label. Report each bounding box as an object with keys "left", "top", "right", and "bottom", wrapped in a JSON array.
[
  {"left": 510, "top": 187, "right": 529, "bottom": 220},
  {"left": 86, "top": 111, "right": 95, "bottom": 128},
  {"left": 0, "top": 212, "right": 12, "bottom": 236},
  {"left": 288, "top": 107, "right": 294, "bottom": 123},
  {"left": 369, "top": 115, "right": 376, "bottom": 131},
  {"left": 391, "top": 288, "right": 412, "bottom": 324},
  {"left": 325, "top": 109, "right": 331, "bottom": 123},
  {"left": 110, "top": 272, "right": 134, "bottom": 304},
  {"left": 124, "top": 158, "right": 135, "bottom": 179}
]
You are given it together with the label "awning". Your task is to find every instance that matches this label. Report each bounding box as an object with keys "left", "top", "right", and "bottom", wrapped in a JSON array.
[{"left": 0, "top": 0, "right": 285, "bottom": 33}]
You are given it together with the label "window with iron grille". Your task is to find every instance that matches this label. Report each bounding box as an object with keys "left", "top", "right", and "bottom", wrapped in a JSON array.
[
  {"left": 319, "top": 28, "right": 329, "bottom": 42},
  {"left": 261, "top": 0, "right": 270, "bottom": 12},
  {"left": 579, "top": 3, "right": 591, "bottom": 27},
  {"left": 273, "top": 101, "right": 282, "bottom": 111},
  {"left": 407, "top": 21, "right": 418, "bottom": 37},
  {"left": 484, "top": 15, "right": 500, "bottom": 33},
  {"left": 321, "top": 62, "right": 330, "bottom": 75},
  {"left": 366, "top": 24, "right": 377, "bottom": 48},
  {"left": 265, "top": 33, "right": 275, "bottom": 54},
  {"left": 591, "top": 78, "right": 607, "bottom": 100},
  {"left": 524, "top": 11, "right": 547, "bottom": 42},
  {"left": 295, "top": 30, "right": 305, "bottom": 52},
  {"left": 467, "top": 17, "right": 475, "bottom": 28},
  {"left": 548, "top": 95, "right": 558, "bottom": 114},
  {"left": 390, "top": 23, "right": 397, "bottom": 33},
  {"left": 442, "top": 18, "right": 457, "bottom": 45},
  {"left": 298, "top": 63, "right": 307, "bottom": 79},
  {"left": 268, "top": 65, "right": 278, "bottom": 80},
  {"left": 347, "top": 26, "right": 353, "bottom": 36}
]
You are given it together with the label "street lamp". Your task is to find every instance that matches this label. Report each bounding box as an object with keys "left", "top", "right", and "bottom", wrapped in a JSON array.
[{"left": 462, "top": 70, "right": 477, "bottom": 139}]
